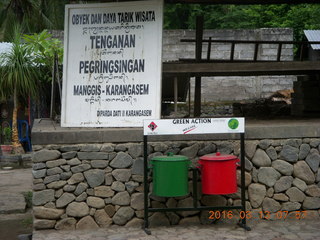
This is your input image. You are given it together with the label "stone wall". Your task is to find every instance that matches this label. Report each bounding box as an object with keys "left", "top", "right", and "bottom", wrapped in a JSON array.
[
  {"left": 163, "top": 28, "right": 296, "bottom": 102},
  {"left": 32, "top": 138, "right": 320, "bottom": 230}
]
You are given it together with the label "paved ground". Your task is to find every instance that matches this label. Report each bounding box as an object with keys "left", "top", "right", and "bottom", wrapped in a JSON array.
[
  {"left": 32, "top": 219, "right": 320, "bottom": 240},
  {"left": 0, "top": 168, "right": 33, "bottom": 214},
  {"left": 1, "top": 168, "right": 320, "bottom": 240},
  {"left": 0, "top": 168, "right": 33, "bottom": 240}
]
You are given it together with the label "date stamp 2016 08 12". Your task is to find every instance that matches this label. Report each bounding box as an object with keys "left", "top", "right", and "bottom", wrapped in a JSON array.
[{"left": 208, "top": 210, "right": 308, "bottom": 220}]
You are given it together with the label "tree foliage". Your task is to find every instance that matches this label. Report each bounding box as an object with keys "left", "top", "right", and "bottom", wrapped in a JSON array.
[
  {"left": 164, "top": 4, "right": 320, "bottom": 41},
  {"left": 0, "top": 0, "right": 72, "bottom": 41},
  {"left": 0, "top": 26, "right": 39, "bottom": 153}
]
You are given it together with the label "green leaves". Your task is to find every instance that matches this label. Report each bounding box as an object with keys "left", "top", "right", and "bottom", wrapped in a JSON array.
[
  {"left": 0, "top": 25, "right": 39, "bottom": 100},
  {"left": 23, "top": 30, "right": 63, "bottom": 67},
  {"left": 164, "top": 4, "right": 320, "bottom": 41}
]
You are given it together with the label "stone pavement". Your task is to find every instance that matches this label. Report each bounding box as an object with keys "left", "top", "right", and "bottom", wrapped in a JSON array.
[
  {"left": 0, "top": 168, "right": 33, "bottom": 214},
  {"left": 33, "top": 219, "right": 320, "bottom": 240}
]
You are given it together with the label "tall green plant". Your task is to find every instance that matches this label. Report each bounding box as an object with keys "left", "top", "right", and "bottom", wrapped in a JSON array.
[
  {"left": 0, "top": 26, "right": 39, "bottom": 154},
  {"left": 23, "top": 30, "right": 63, "bottom": 69}
]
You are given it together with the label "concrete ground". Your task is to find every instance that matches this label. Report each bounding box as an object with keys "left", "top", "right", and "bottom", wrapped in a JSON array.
[
  {"left": 32, "top": 219, "right": 320, "bottom": 240},
  {"left": 0, "top": 168, "right": 33, "bottom": 240}
]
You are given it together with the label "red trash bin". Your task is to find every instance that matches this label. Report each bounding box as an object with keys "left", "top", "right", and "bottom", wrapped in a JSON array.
[{"left": 199, "top": 152, "right": 239, "bottom": 195}]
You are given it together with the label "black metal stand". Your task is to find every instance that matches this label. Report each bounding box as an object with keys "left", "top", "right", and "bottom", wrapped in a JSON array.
[{"left": 143, "top": 133, "right": 250, "bottom": 234}]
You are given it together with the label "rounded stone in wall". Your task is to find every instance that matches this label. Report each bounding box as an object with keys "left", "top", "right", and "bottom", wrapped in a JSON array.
[
  {"left": 111, "top": 181, "right": 126, "bottom": 192},
  {"left": 76, "top": 215, "right": 99, "bottom": 230},
  {"left": 33, "top": 206, "right": 64, "bottom": 220},
  {"left": 310, "top": 139, "right": 320, "bottom": 148},
  {"left": 62, "top": 151, "right": 77, "bottom": 160},
  {"left": 274, "top": 176, "right": 293, "bottom": 193},
  {"left": 67, "top": 173, "right": 84, "bottom": 185},
  {"left": 262, "top": 197, "right": 281, "bottom": 213},
  {"left": 236, "top": 170, "right": 252, "bottom": 187},
  {"left": 94, "top": 186, "right": 115, "bottom": 198},
  {"left": 47, "top": 180, "right": 67, "bottom": 189},
  {"left": 305, "top": 152, "right": 320, "bottom": 173},
  {"left": 74, "top": 182, "right": 88, "bottom": 196},
  {"left": 47, "top": 167, "right": 63, "bottom": 176},
  {"left": 66, "top": 202, "right": 89, "bottom": 217},
  {"left": 63, "top": 184, "right": 76, "bottom": 192},
  {"left": 111, "top": 192, "right": 130, "bottom": 206},
  {"left": 293, "top": 161, "right": 315, "bottom": 184},
  {"left": 60, "top": 172, "right": 72, "bottom": 180},
  {"left": 292, "top": 178, "right": 308, "bottom": 192},
  {"left": 273, "top": 193, "right": 289, "bottom": 202},
  {"left": 110, "top": 152, "right": 133, "bottom": 168},
  {"left": 271, "top": 160, "right": 293, "bottom": 176},
  {"left": 130, "top": 193, "right": 144, "bottom": 210},
  {"left": 46, "top": 159, "right": 67, "bottom": 168},
  {"left": 178, "top": 197, "right": 200, "bottom": 217},
  {"left": 281, "top": 202, "right": 301, "bottom": 211},
  {"left": 56, "top": 193, "right": 76, "bottom": 208},
  {"left": 112, "top": 206, "right": 134, "bottom": 225},
  {"left": 266, "top": 188, "right": 274, "bottom": 198},
  {"left": 248, "top": 183, "right": 266, "bottom": 208},
  {"left": 284, "top": 139, "right": 302, "bottom": 148},
  {"left": 257, "top": 167, "right": 281, "bottom": 187},
  {"left": 245, "top": 140, "right": 259, "bottom": 159},
  {"left": 105, "top": 173, "right": 113, "bottom": 185},
  {"left": 198, "top": 143, "right": 216, "bottom": 156},
  {"left": 180, "top": 144, "right": 200, "bottom": 159},
  {"left": 75, "top": 192, "right": 87, "bottom": 202},
  {"left": 280, "top": 145, "right": 299, "bottom": 163},
  {"left": 166, "top": 212, "right": 180, "bottom": 225},
  {"left": 128, "top": 143, "right": 143, "bottom": 158},
  {"left": 259, "top": 140, "right": 271, "bottom": 150},
  {"left": 112, "top": 169, "right": 131, "bottom": 182},
  {"left": 252, "top": 149, "right": 271, "bottom": 167},
  {"left": 67, "top": 158, "right": 81, "bottom": 166},
  {"left": 71, "top": 164, "right": 91, "bottom": 173},
  {"left": 305, "top": 185, "right": 320, "bottom": 197},
  {"left": 84, "top": 169, "right": 105, "bottom": 188},
  {"left": 87, "top": 196, "right": 105, "bottom": 209},
  {"left": 266, "top": 147, "right": 277, "bottom": 161},
  {"left": 91, "top": 160, "right": 109, "bottom": 169},
  {"left": 285, "top": 187, "right": 306, "bottom": 202},
  {"left": 104, "top": 205, "right": 116, "bottom": 217},
  {"left": 33, "top": 189, "right": 55, "bottom": 206},
  {"left": 33, "top": 149, "right": 61, "bottom": 163},
  {"left": 303, "top": 197, "right": 320, "bottom": 210},
  {"left": 94, "top": 209, "right": 112, "bottom": 227},
  {"left": 33, "top": 219, "right": 56, "bottom": 230},
  {"left": 32, "top": 169, "right": 46, "bottom": 179},
  {"left": 55, "top": 218, "right": 76, "bottom": 230},
  {"left": 299, "top": 144, "right": 310, "bottom": 160},
  {"left": 125, "top": 181, "right": 139, "bottom": 193},
  {"left": 149, "top": 212, "right": 170, "bottom": 227}
]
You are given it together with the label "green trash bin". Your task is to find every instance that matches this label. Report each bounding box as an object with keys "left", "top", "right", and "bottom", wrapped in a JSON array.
[{"left": 151, "top": 152, "right": 190, "bottom": 197}]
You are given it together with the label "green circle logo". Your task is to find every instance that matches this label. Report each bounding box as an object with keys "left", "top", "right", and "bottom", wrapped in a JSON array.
[{"left": 228, "top": 118, "right": 239, "bottom": 130}]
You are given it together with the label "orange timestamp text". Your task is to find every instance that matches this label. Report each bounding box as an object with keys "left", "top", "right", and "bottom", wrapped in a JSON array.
[{"left": 208, "top": 210, "right": 308, "bottom": 220}]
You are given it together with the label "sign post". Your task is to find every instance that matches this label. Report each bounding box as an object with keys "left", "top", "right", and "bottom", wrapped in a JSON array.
[{"left": 62, "top": 1, "right": 163, "bottom": 127}]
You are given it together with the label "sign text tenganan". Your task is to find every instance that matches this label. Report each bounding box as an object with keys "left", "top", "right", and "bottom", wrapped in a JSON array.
[{"left": 61, "top": 1, "right": 163, "bottom": 127}]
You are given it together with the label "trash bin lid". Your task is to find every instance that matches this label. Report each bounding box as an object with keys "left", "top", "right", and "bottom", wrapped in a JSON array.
[
  {"left": 200, "top": 152, "right": 238, "bottom": 161},
  {"left": 151, "top": 152, "right": 189, "bottom": 162}
]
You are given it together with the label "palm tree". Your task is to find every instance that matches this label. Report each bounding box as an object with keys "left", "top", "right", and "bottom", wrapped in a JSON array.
[{"left": 0, "top": 26, "right": 39, "bottom": 154}]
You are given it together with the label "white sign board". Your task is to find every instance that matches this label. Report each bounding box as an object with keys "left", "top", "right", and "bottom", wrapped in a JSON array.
[
  {"left": 61, "top": 1, "right": 163, "bottom": 127},
  {"left": 143, "top": 118, "right": 245, "bottom": 135}
]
